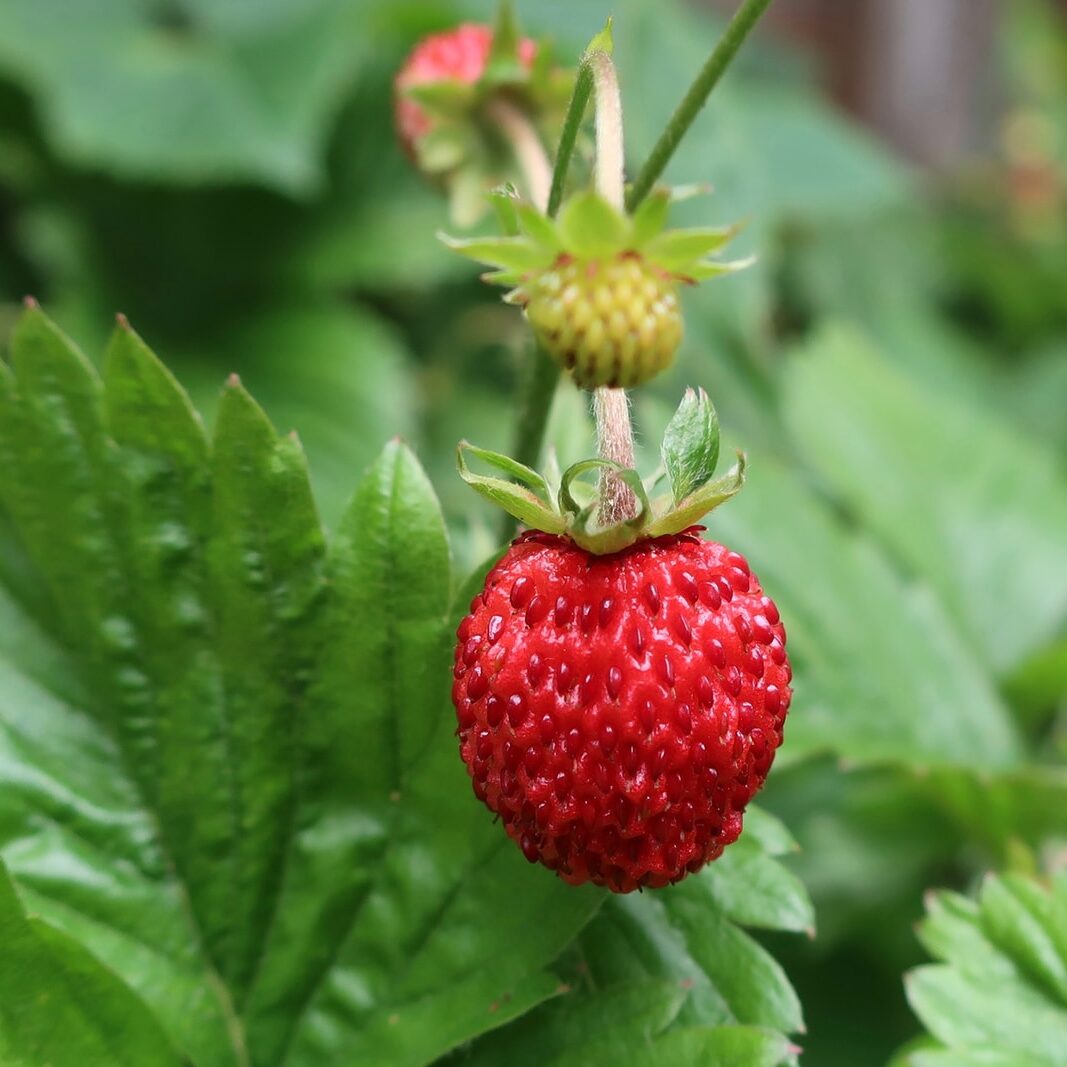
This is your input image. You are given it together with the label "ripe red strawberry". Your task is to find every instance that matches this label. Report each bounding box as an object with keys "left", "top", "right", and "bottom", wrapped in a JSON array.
[
  {"left": 394, "top": 23, "right": 537, "bottom": 158},
  {"left": 452, "top": 527, "right": 791, "bottom": 893}
]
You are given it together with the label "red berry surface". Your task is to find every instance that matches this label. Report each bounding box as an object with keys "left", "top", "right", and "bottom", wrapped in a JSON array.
[
  {"left": 394, "top": 23, "right": 537, "bottom": 152},
  {"left": 452, "top": 528, "right": 791, "bottom": 893}
]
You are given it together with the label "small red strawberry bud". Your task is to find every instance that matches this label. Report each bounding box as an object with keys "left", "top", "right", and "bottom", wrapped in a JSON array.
[
  {"left": 394, "top": 24, "right": 537, "bottom": 158},
  {"left": 452, "top": 528, "right": 791, "bottom": 892}
]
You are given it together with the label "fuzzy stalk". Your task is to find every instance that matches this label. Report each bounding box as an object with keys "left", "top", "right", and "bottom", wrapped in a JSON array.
[{"left": 588, "top": 49, "right": 639, "bottom": 526}]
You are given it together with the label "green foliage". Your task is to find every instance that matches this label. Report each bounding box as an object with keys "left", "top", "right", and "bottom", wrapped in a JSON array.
[
  {"left": 0, "top": 1, "right": 1065, "bottom": 1063},
  {"left": 0, "top": 307, "right": 809, "bottom": 1064},
  {"left": 903, "top": 873, "right": 1067, "bottom": 1066},
  {"left": 0, "top": 0, "right": 371, "bottom": 194}
]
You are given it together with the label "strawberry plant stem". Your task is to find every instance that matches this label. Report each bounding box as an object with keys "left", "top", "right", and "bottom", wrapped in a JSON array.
[
  {"left": 626, "top": 0, "right": 774, "bottom": 211},
  {"left": 547, "top": 62, "right": 593, "bottom": 218},
  {"left": 486, "top": 98, "right": 552, "bottom": 211},
  {"left": 589, "top": 48, "right": 639, "bottom": 525}
]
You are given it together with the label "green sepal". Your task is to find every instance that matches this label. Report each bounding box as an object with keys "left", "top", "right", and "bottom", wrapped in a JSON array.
[
  {"left": 457, "top": 441, "right": 566, "bottom": 534},
  {"left": 662, "top": 387, "right": 720, "bottom": 504},
  {"left": 443, "top": 185, "right": 750, "bottom": 295},
  {"left": 585, "top": 18, "right": 615, "bottom": 58},
  {"left": 484, "top": 0, "right": 525, "bottom": 84},
  {"left": 559, "top": 459, "right": 653, "bottom": 555},
  {"left": 458, "top": 388, "right": 746, "bottom": 554},
  {"left": 685, "top": 255, "right": 757, "bottom": 281},
  {"left": 557, "top": 190, "right": 630, "bottom": 257},
  {"left": 489, "top": 184, "right": 522, "bottom": 235},
  {"left": 630, "top": 189, "right": 671, "bottom": 245},
  {"left": 647, "top": 452, "right": 747, "bottom": 537},
  {"left": 439, "top": 233, "right": 547, "bottom": 273},
  {"left": 645, "top": 226, "right": 739, "bottom": 269}
]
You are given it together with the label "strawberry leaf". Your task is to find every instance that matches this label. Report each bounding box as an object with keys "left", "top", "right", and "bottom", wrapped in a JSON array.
[
  {"left": 458, "top": 807, "right": 810, "bottom": 1067},
  {"left": 903, "top": 872, "right": 1067, "bottom": 1066},
  {"left": 0, "top": 307, "right": 601, "bottom": 1065},
  {"left": 785, "top": 325, "right": 1067, "bottom": 675}
]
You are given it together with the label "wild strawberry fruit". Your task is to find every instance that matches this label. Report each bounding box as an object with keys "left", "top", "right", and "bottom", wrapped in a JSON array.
[
  {"left": 452, "top": 528, "right": 790, "bottom": 892},
  {"left": 445, "top": 190, "right": 750, "bottom": 389}
]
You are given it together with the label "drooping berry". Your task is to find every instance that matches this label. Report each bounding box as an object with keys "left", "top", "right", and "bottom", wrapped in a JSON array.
[
  {"left": 451, "top": 527, "right": 791, "bottom": 893},
  {"left": 394, "top": 24, "right": 537, "bottom": 159}
]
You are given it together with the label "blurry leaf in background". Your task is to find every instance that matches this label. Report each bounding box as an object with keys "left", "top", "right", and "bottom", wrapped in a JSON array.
[
  {"left": 0, "top": 0, "right": 372, "bottom": 194},
  {"left": 0, "top": 309, "right": 600, "bottom": 1066},
  {"left": 785, "top": 324, "right": 1067, "bottom": 676},
  {"left": 903, "top": 872, "right": 1067, "bottom": 1066},
  {"left": 710, "top": 454, "right": 1020, "bottom": 770}
]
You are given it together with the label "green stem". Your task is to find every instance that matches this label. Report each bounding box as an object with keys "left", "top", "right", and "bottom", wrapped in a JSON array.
[
  {"left": 547, "top": 62, "right": 593, "bottom": 217},
  {"left": 626, "top": 0, "right": 774, "bottom": 211}
]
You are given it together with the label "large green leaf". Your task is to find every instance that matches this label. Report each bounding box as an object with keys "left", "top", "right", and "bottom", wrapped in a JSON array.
[
  {"left": 0, "top": 856, "right": 182, "bottom": 1066},
  {"left": 903, "top": 872, "right": 1067, "bottom": 1067},
  {"left": 461, "top": 808, "right": 811, "bottom": 1067},
  {"left": 0, "top": 307, "right": 600, "bottom": 1066},
  {"left": 0, "top": 0, "right": 370, "bottom": 193},
  {"left": 784, "top": 324, "right": 1067, "bottom": 675}
]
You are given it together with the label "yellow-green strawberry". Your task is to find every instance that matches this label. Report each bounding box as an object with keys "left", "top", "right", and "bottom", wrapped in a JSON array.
[{"left": 444, "top": 189, "right": 750, "bottom": 389}]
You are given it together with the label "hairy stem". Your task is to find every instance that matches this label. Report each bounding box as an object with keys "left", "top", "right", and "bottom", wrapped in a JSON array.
[
  {"left": 588, "top": 49, "right": 638, "bottom": 526},
  {"left": 626, "top": 0, "right": 774, "bottom": 211},
  {"left": 485, "top": 98, "right": 552, "bottom": 211}
]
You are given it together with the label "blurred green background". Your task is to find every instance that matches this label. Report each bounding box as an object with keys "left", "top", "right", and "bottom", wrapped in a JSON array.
[{"left": 0, "top": 1, "right": 1065, "bottom": 1063}]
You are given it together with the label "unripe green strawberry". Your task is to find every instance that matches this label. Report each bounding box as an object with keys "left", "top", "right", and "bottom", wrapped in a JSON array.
[
  {"left": 523, "top": 252, "right": 682, "bottom": 389},
  {"left": 445, "top": 190, "right": 749, "bottom": 389}
]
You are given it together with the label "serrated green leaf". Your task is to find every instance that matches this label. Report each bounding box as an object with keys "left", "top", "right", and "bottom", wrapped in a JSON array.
[
  {"left": 662, "top": 387, "right": 720, "bottom": 504},
  {"left": 565, "top": 806, "right": 808, "bottom": 1053},
  {"left": 0, "top": 308, "right": 603, "bottom": 1067},
  {"left": 557, "top": 190, "right": 630, "bottom": 257},
  {"left": 0, "top": 857, "right": 182, "bottom": 1066},
  {"left": 907, "top": 874, "right": 1067, "bottom": 1066}
]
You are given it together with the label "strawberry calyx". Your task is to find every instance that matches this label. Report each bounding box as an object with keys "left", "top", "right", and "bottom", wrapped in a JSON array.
[
  {"left": 458, "top": 386, "right": 745, "bottom": 554},
  {"left": 443, "top": 186, "right": 751, "bottom": 291}
]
